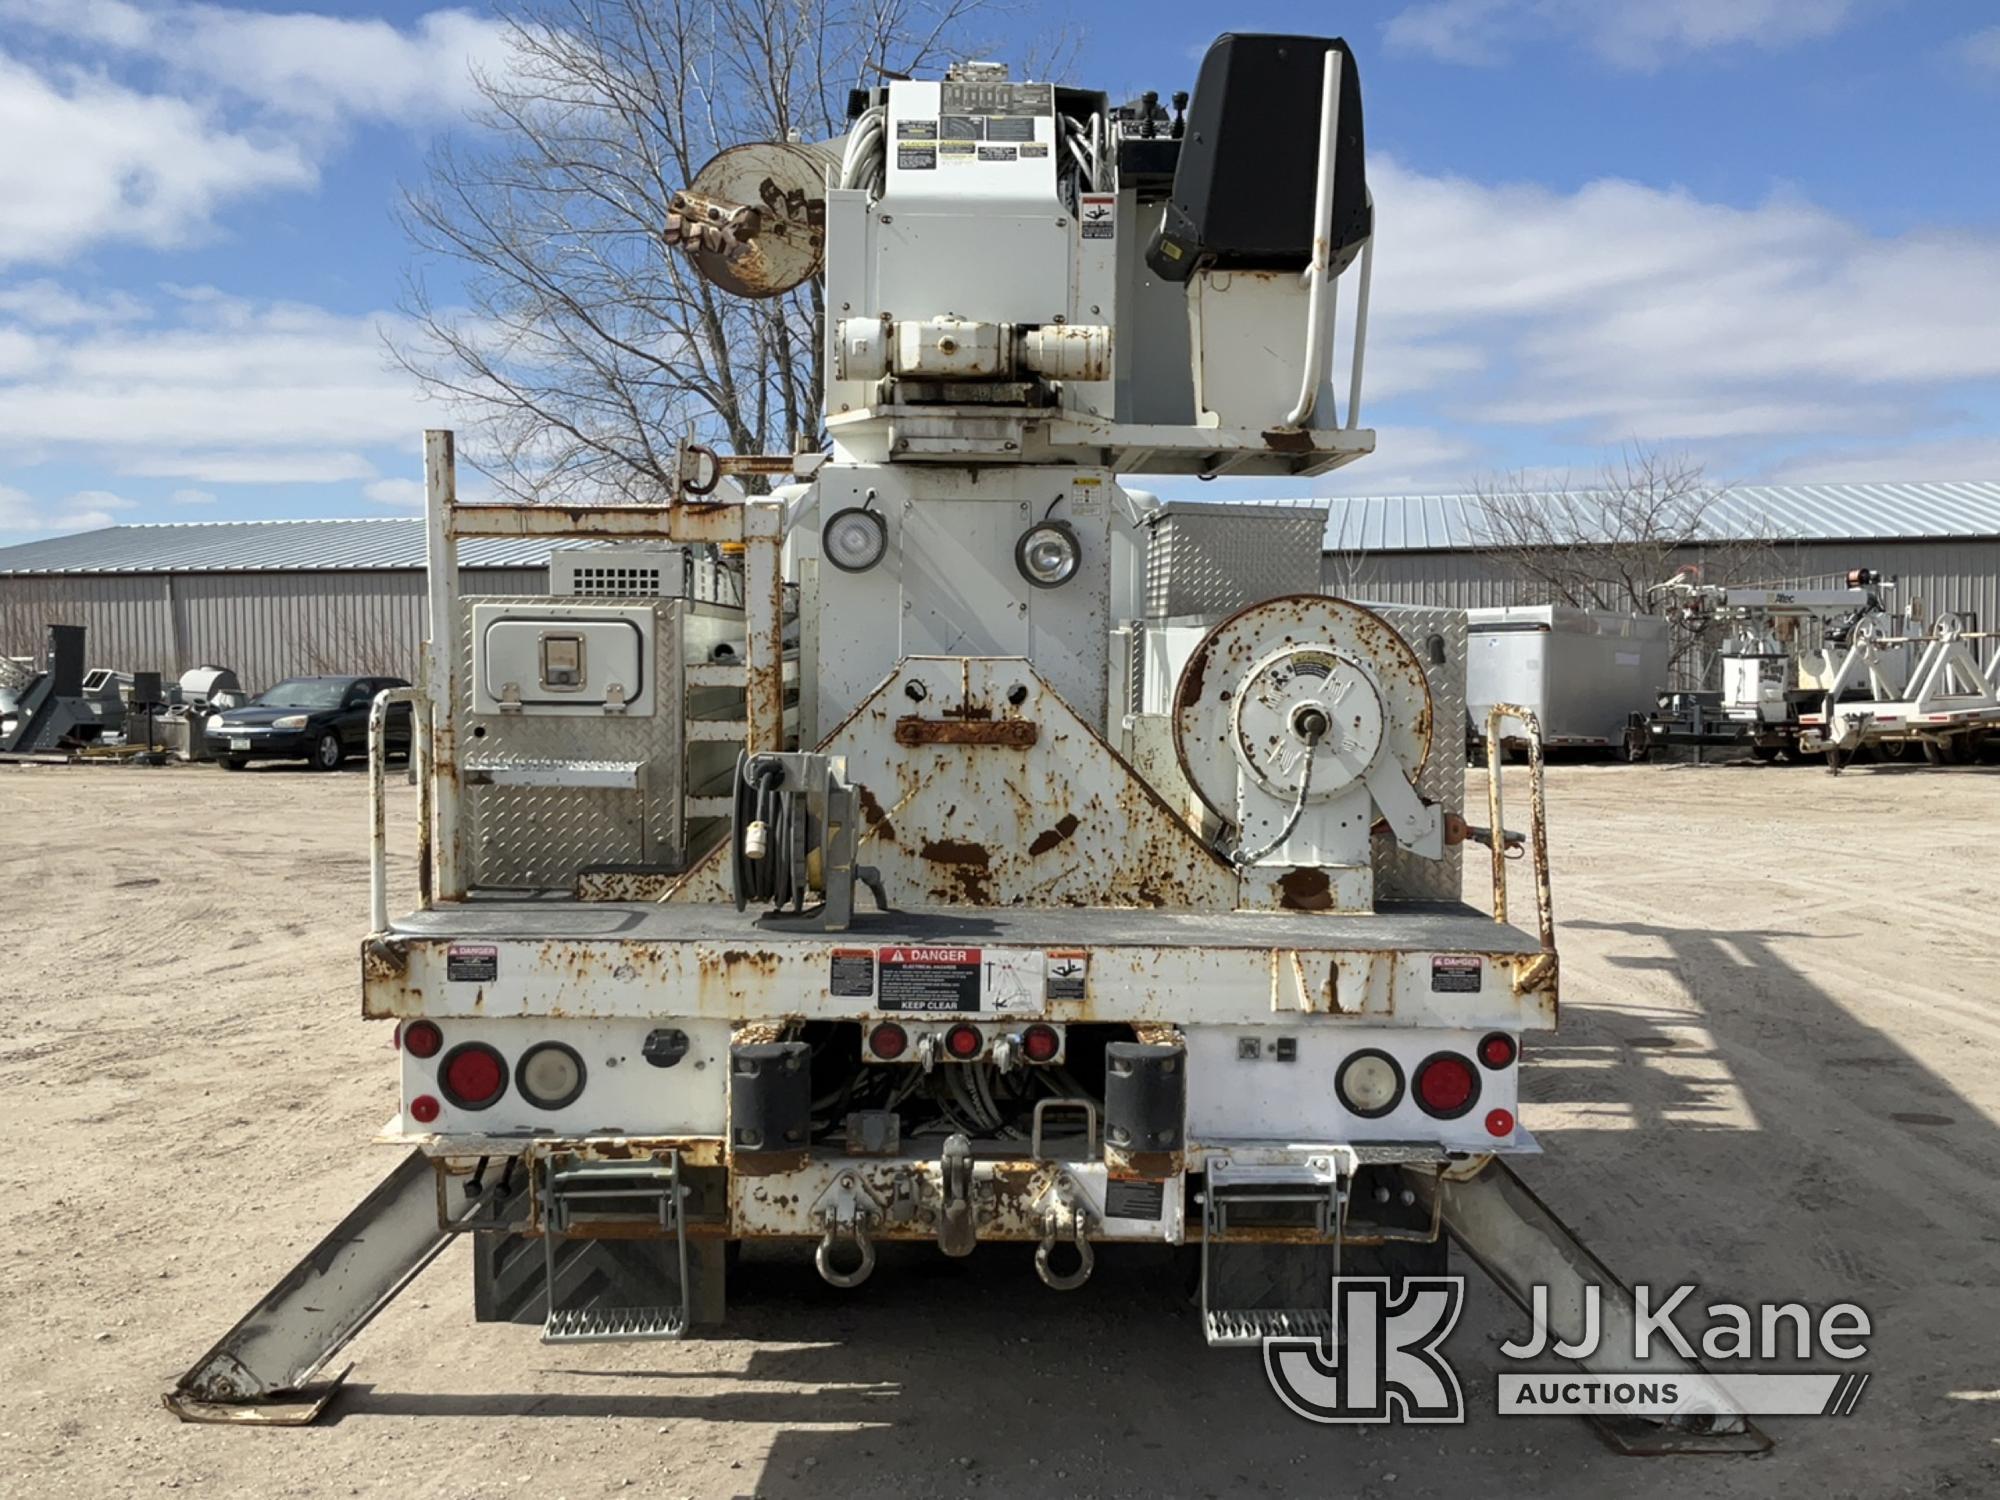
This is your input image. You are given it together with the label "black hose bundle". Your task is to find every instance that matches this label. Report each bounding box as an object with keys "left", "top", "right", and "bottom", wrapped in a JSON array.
[{"left": 731, "top": 752, "right": 808, "bottom": 913}]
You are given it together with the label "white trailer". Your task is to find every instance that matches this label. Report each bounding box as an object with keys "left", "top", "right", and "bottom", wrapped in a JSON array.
[
  {"left": 1798, "top": 613, "right": 2000, "bottom": 768},
  {"left": 1466, "top": 606, "right": 1668, "bottom": 752},
  {"left": 170, "top": 37, "right": 1759, "bottom": 1452}
]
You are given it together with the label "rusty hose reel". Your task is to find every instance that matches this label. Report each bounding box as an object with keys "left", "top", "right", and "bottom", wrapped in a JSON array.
[{"left": 1170, "top": 594, "right": 1433, "bottom": 841}]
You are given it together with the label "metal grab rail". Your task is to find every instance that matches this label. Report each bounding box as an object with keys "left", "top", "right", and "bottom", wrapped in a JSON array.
[
  {"left": 1282, "top": 50, "right": 1374, "bottom": 433},
  {"left": 369, "top": 686, "right": 431, "bottom": 936},
  {"left": 1483, "top": 702, "right": 1555, "bottom": 957},
  {"left": 1285, "top": 48, "right": 1342, "bottom": 428}
]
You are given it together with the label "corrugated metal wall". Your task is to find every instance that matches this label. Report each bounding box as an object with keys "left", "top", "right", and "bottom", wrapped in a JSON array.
[
  {"left": 1325, "top": 539, "right": 2000, "bottom": 689},
  {"left": 0, "top": 567, "right": 546, "bottom": 691},
  {"left": 1328, "top": 540, "right": 2000, "bottom": 627}
]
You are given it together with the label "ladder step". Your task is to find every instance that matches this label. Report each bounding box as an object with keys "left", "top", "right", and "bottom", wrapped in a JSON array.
[
  {"left": 542, "top": 1304, "right": 688, "bottom": 1344},
  {"left": 540, "top": 1149, "right": 690, "bottom": 1342},
  {"left": 1204, "top": 1308, "right": 1332, "bottom": 1348}
]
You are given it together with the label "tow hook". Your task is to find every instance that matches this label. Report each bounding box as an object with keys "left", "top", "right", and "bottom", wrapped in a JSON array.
[
  {"left": 1034, "top": 1174, "right": 1095, "bottom": 1291},
  {"left": 810, "top": 1172, "right": 880, "bottom": 1288},
  {"left": 937, "top": 1133, "right": 977, "bottom": 1257}
]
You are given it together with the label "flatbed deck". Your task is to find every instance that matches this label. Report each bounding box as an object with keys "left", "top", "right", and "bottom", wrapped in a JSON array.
[{"left": 388, "top": 896, "right": 1543, "bottom": 956}]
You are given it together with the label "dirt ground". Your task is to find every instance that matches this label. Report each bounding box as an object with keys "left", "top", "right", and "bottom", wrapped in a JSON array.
[{"left": 3, "top": 755, "right": 1997, "bottom": 1499}]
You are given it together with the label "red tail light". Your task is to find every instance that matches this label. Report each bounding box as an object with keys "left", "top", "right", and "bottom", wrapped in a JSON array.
[
  {"left": 439, "top": 1043, "right": 507, "bottom": 1110},
  {"left": 409, "top": 1094, "right": 441, "bottom": 1124},
  {"left": 1020, "top": 1024, "right": 1060, "bottom": 1063},
  {"left": 1485, "top": 1108, "right": 1515, "bottom": 1138},
  {"left": 402, "top": 1020, "right": 443, "bottom": 1059},
  {"left": 1414, "top": 1053, "right": 1480, "bottom": 1120},
  {"left": 1477, "top": 1032, "right": 1517, "bottom": 1069},
  {"left": 869, "top": 1022, "right": 909, "bottom": 1060},
  {"left": 944, "top": 1023, "right": 984, "bottom": 1060}
]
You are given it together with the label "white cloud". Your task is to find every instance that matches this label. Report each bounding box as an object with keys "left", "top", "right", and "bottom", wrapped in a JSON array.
[
  {"left": 1959, "top": 26, "right": 2000, "bottom": 75},
  {"left": 0, "top": 2, "right": 511, "bottom": 125},
  {"left": 1387, "top": 0, "right": 1860, "bottom": 69},
  {"left": 362, "top": 478, "right": 426, "bottom": 509},
  {"left": 1383, "top": 0, "right": 1512, "bottom": 66},
  {"left": 1755, "top": 437, "right": 2000, "bottom": 485},
  {"left": 1355, "top": 158, "right": 2000, "bottom": 464},
  {"left": 123, "top": 451, "right": 384, "bottom": 484},
  {"left": 0, "top": 4, "right": 511, "bottom": 267},
  {"left": 0, "top": 284, "right": 434, "bottom": 486},
  {"left": 0, "top": 50, "right": 314, "bottom": 267},
  {"left": 0, "top": 279, "right": 147, "bottom": 327},
  {"left": 1312, "top": 426, "right": 1487, "bottom": 496},
  {"left": 0, "top": 483, "right": 131, "bottom": 534},
  {"left": 63, "top": 488, "right": 138, "bottom": 512},
  {"left": 170, "top": 488, "right": 217, "bottom": 505}
]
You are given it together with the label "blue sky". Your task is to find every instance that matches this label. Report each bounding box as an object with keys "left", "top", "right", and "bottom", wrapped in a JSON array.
[{"left": 1, "top": 0, "right": 1997, "bottom": 537}]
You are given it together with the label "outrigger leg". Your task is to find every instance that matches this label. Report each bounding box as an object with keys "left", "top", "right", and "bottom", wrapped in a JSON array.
[
  {"left": 1407, "top": 1156, "right": 1772, "bottom": 1455},
  {"left": 165, "top": 1150, "right": 449, "bottom": 1425}
]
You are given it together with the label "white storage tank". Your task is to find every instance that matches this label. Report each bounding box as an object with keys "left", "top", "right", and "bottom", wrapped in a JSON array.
[{"left": 1466, "top": 606, "right": 1669, "bottom": 750}]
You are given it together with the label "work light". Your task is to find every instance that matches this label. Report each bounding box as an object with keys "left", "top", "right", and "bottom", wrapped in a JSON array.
[
  {"left": 1014, "top": 519, "right": 1080, "bottom": 588},
  {"left": 822, "top": 506, "right": 888, "bottom": 572}
]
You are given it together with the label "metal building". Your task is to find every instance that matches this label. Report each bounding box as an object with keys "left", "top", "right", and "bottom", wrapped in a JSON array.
[
  {"left": 1319, "top": 482, "right": 2000, "bottom": 634},
  {"left": 0, "top": 519, "right": 550, "bottom": 690}
]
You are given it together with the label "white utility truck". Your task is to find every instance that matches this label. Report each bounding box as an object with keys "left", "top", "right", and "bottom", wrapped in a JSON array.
[
  {"left": 1640, "top": 573, "right": 1908, "bottom": 762},
  {"left": 171, "top": 35, "right": 1759, "bottom": 1452}
]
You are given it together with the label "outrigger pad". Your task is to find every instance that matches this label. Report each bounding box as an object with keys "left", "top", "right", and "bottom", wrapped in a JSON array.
[
  {"left": 1590, "top": 1414, "right": 1773, "bottom": 1457},
  {"left": 161, "top": 1366, "right": 350, "bottom": 1427}
]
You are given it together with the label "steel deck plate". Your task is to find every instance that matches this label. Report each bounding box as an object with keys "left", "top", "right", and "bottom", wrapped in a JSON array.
[{"left": 388, "top": 898, "right": 1543, "bottom": 955}]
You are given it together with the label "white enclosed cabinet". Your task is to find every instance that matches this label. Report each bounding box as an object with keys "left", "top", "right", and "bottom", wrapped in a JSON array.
[{"left": 1466, "top": 606, "right": 1669, "bottom": 749}]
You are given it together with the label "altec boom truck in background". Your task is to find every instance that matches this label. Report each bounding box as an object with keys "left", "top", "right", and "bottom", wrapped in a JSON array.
[{"left": 170, "top": 36, "right": 1762, "bottom": 1452}]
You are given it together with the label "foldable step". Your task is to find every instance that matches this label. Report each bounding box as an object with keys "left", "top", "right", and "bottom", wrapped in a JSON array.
[
  {"left": 540, "top": 1153, "right": 689, "bottom": 1346},
  {"left": 1204, "top": 1308, "right": 1332, "bottom": 1348},
  {"left": 1200, "top": 1154, "right": 1347, "bottom": 1349},
  {"left": 543, "top": 1304, "right": 687, "bottom": 1344}
]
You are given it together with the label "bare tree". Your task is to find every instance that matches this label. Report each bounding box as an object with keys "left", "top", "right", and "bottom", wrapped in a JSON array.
[
  {"left": 396, "top": 0, "right": 1028, "bottom": 504},
  {"left": 1471, "top": 447, "right": 1789, "bottom": 676},
  {"left": 1321, "top": 506, "right": 1377, "bottom": 600},
  {"left": 295, "top": 616, "right": 415, "bottom": 681}
]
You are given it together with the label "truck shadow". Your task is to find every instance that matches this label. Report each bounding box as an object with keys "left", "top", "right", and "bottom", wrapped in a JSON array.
[{"left": 333, "top": 1240, "right": 1583, "bottom": 1494}]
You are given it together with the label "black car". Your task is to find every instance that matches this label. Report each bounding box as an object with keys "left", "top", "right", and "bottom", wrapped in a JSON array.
[{"left": 206, "top": 675, "right": 411, "bottom": 771}]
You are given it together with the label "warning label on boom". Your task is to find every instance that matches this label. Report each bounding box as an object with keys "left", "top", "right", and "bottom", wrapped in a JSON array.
[{"left": 877, "top": 947, "right": 983, "bottom": 1012}]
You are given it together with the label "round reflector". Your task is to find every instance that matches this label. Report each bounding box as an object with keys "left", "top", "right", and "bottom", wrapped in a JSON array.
[
  {"left": 823, "top": 507, "right": 888, "bottom": 573},
  {"left": 516, "top": 1041, "right": 586, "bottom": 1110},
  {"left": 409, "top": 1094, "right": 441, "bottom": 1124},
  {"left": 944, "top": 1023, "right": 984, "bottom": 1060},
  {"left": 439, "top": 1042, "right": 507, "bottom": 1110},
  {"left": 1413, "top": 1053, "right": 1480, "bottom": 1120},
  {"left": 1021, "top": 1024, "right": 1060, "bottom": 1064},
  {"left": 1485, "top": 1108, "right": 1515, "bottom": 1138},
  {"left": 1335, "top": 1049, "right": 1404, "bottom": 1119},
  {"left": 1014, "top": 520, "right": 1080, "bottom": 589},
  {"left": 869, "top": 1022, "right": 909, "bottom": 1061},
  {"left": 402, "top": 1020, "right": 443, "bottom": 1059},
  {"left": 1477, "top": 1032, "right": 1517, "bottom": 1070}
]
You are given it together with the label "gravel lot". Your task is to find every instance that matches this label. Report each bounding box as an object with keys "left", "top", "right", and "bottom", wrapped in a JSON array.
[{"left": 3, "top": 757, "right": 1997, "bottom": 1499}]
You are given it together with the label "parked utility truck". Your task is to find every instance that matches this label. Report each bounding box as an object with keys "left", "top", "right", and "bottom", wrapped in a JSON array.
[{"left": 171, "top": 34, "right": 1758, "bottom": 1451}]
